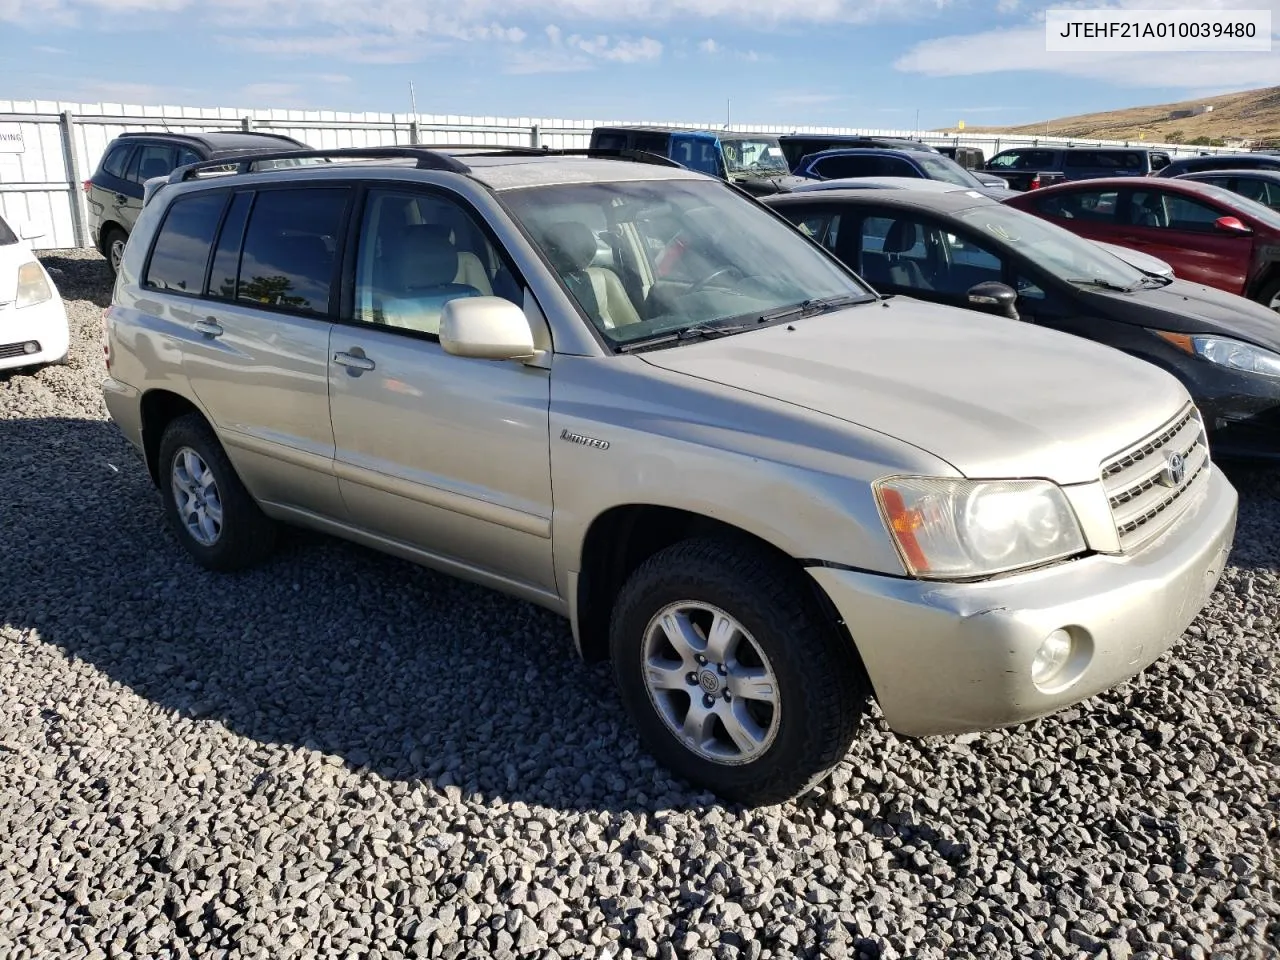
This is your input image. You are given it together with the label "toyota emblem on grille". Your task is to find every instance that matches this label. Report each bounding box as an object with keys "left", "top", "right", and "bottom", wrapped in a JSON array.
[{"left": 1163, "top": 451, "right": 1186, "bottom": 488}]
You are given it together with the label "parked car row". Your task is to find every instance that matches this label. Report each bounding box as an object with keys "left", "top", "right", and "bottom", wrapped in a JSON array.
[{"left": 98, "top": 142, "right": 1242, "bottom": 805}]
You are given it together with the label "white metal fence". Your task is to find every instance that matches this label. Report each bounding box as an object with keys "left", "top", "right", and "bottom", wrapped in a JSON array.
[{"left": 0, "top": 99, "right": 1238, "bottom": 251}]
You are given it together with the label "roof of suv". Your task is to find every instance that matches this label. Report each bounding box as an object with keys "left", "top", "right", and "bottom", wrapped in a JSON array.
[{"left": 117, "top": 130, "right": 307, "bottom": 155}]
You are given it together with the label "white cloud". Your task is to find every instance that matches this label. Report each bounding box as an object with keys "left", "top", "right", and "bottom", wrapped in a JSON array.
[
  {"left": 894, "top": 0, "right": 1280, "bottom": 89},
  {"left": 509, "top": 25, "right": 661, "bottom": 70},
  {"left": 240, "top": 82, "right": 303, "bottom": 102},
  {"left": 698, "top": 37, "right": 720, "bottom": 53}
]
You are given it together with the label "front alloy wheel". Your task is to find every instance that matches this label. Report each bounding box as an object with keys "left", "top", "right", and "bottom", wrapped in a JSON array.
[{"left": 642, "top": 602, "right": 780, "bottom": 764}]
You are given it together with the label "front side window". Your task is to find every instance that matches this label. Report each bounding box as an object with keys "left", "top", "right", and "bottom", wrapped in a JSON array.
[
  {"left": 129, "top": 145, "right": 178, "bottom": 184},
  {"left": 1128, "top": 190, "right": 1223, "bottom": 231},
  {"left": 354, "top": 189, "right": 520, "bottom": 335},
  {"left": 236, "top": 188, "right": 350, "bottom": 317},
  {"left": 143, "top": 192, "right": 227, "bottom": 293},
  {"left": 856, "top": 214, "right": 1003, "bottom": 295},
  {"left": 502, "top": 179, "right": 872, "bottom": 346}
]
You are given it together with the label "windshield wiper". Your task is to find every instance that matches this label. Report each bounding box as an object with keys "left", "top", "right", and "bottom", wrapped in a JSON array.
[
  {"left": 754, "top": 293, "right": 870, "bottom": 324},
  {"left": 1065, "top": 277, "right": 1132, "bottom": 292},
  {"left": 617, "top": 321, "right": 757, "bottom": 353},
  {"left": 1135, "top": 273, "right": 1173, "bottom": 288}
]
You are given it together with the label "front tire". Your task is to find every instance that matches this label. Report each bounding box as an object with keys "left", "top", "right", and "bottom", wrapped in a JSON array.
[
  {"left": 157, "top": 413, "right": 277, "bottom": 572},
  {"left": 610, "top": 538, "right": 869, "bottom": 805}
]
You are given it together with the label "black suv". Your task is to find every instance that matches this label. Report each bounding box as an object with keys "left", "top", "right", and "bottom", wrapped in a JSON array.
[
  {"left": 86, "top": 131, "right": 309, "bottom": 275},
  {"left": 1156, "top": 153, "right": 1280, "bottom": 179}
]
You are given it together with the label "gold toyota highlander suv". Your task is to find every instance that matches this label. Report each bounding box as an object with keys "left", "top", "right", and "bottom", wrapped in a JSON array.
[{"left": 101, "top": 146, "right": 1238, "bottom": 805}]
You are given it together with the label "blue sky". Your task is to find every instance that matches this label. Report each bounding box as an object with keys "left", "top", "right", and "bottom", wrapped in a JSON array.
[{"left": 1, "top": 0, "right": 1277, "bottom": 128}]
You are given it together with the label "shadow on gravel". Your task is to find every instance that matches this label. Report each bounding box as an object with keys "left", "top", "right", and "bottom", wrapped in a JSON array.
[
  {"left": 39, "top": 254, "right": 114, "bottom": 307},
  {"left": 0, "top": 414, "right": 748, "bottom": 813}
]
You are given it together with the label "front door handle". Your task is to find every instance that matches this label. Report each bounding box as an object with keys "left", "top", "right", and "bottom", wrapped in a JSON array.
[
  {"left": 334, "top": 350, "right": 376, "bottom": 372},
  {"left": 193, "top": 318, "right": 223, "bottom": 337},
  {"left": 115, "top": 193, "right": 128, "bottom": 204}
]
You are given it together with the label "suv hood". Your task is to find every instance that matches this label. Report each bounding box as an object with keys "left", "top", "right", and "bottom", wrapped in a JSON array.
[
  {"left": 640, "top": 298, "right": 1188, "bottom": 485},
  {"left": 1085, "top": 278, "right": 1280, "bottom": 352}
]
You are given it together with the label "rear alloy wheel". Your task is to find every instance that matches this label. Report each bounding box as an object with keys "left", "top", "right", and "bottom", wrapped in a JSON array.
[
  {"left": 610, "top": 538, "right": 869, "bottom": 805},
  {"left": 1257, "top": 275, "right": 1280, "bottom": 315},
  {"left": 157, "top": 413, "right": 277, "bottom": 572}
]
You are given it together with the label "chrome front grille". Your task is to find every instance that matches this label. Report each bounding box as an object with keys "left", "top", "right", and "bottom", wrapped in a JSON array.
[{"left": 1102, "top": 405, "right": 1209, "bottom": 550}]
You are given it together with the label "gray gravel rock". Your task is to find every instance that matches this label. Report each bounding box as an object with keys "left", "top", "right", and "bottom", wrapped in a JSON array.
[{"left": 0, "top": 248, "right": 1277, "bottom": 959}]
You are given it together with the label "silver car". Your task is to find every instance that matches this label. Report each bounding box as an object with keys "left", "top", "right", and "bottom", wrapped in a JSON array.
[{"left": 102, "top": 147, "right": 1237, "bottom": 805}]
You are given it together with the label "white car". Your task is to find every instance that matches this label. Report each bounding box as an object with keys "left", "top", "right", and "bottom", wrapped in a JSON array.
[{"left": 0, "top": 215, "right": 69, "bottom": 371}]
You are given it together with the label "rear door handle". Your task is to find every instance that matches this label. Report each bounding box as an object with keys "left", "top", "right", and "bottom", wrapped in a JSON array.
[
  {"left": 193, "top": 318, "right": 223, "bottom": 337},
  {"left": 334, "top": 351, "right": 376, "bottom": 372}
]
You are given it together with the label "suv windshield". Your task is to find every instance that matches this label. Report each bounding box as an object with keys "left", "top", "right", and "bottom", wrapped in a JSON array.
[
  {"left": 503, "top": 179, "right": 873, "bottom": 348},
  {"left": 957, "top": 204, "right": 1147, "bottom": 289},
  {"left": 721, "top": 138, "right": 790, "bottom": 177},
  {"left": 914, "top": 154, "right": 985, "bottom": 189}
]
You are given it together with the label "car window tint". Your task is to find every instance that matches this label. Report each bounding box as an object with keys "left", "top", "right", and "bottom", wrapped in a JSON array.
[
  {"left": 176, "top": 148, "right": 202, "bottom": 167},
  {"left": 354, "top": 189, "right": 520, "bottom": 335},
  {"left": 237, "top": 188, "right": 350, "bottom": 317},
  {"left": 1035, "top": 189, "right": 1119, "bottom": 222},
  {"left": 0, "top": 215, "right": 18, "bottom": 246},
  {"left": 937, "top": 229, "right": 1004, "bottom": 294},
  {"left": 789, "top": 210, "right": 841, "bottom": 250},
  {"left": 880, "top": 157, "right": 917, "bottom": 178},
  {"left": 1129, "top": 190, "right": 1222, "bottom": 231},
  {"left": 129, "top": 145, "right": 177, "bottom": 184},
  {"left": 143, "top": 192, "right": 227, "bottom": 294},
  {"left": 102, "top": 145, "right": 131, "bottom": 179},
  {"left": 814, "top": 155, "right": 880, "bottom": 179},
  {"left": 594, "top": 133, "right": 627, "bottom": 151},
  {"left": 207, "top": 192, "right": 253, "bottom": 300},
  {"left": 1016, "top": 274, "right": 1046, "bottom": 300}
]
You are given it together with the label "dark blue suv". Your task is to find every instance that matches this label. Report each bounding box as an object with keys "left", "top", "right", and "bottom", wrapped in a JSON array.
[{"left": 794, "top": 148, "right": 1000, "bottom": 191}]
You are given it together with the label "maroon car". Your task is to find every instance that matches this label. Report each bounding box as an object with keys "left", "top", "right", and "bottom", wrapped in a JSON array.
[{"left": 1004, "top": 177, "right": 1280, "bottom": 312}]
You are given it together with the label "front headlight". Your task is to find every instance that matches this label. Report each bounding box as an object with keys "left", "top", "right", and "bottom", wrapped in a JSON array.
[
  {"left": 16, "top": 261, "right": 53, "bottom": 308},
  {"left": 1154, "top": 331, "right": 1280, "bottom": 379},
  {"left": 874, "top": 477, "right": 1087, "bottom": 579}
]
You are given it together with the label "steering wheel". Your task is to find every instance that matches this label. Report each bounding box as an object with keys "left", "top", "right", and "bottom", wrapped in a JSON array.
[{"left": 687, "top": 265, "right": 745, "bottom": 296}]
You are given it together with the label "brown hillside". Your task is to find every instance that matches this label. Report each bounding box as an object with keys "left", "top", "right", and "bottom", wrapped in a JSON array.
[{"left": 950, "top": 85, "right": 1280, "bottom": 146}]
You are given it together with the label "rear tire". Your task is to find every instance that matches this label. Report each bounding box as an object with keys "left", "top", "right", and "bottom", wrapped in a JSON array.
[
  {"left": 157, "top": 413, "right": 277, "bottom": 572},
  {"left": 102, "top": 226, "right": 127, "bottom": 278},
  {"left": 609, "top": 537, "right": 869, "bottom": 806},
  {"left": 1255, "top": 274, "right": 1280, "bottom": 315}
]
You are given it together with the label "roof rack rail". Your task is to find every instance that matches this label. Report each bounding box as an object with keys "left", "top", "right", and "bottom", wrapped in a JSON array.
[
  {"left": 169, "top": 146, "right": 472, "bottom": 183},
  {"left": 168, "top": 144, "right": 685, "bottom": 185}
]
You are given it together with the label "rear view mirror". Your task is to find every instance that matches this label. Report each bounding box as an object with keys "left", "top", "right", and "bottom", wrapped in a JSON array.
[
  {"left": 967, "top": 281, "right": 1020, "bottom": 321},
  {"left": 440, "top": 297, "right": 538, "bottom": 361},
  {"left": 1213, "top": 216, "right": 1252, "bottom": 235}
]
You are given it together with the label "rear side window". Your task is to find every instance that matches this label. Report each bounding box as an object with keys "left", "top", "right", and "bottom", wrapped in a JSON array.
[
  {"left": 101, "top": 145, "right": 131, "bottom": 179},
  {"left": 236, "top": 188, "right": 350, "bottom": 317},
  {"left": 144, "top": 192, "right": 227, "bottom": 293},
  {"left": 208, "top": 192, "right": 253, "bottom": 300},
  {"left": 593, "top": 133, "right": 628, "bottom": 151}
]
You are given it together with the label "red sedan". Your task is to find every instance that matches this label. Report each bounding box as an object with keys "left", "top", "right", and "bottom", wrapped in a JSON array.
[{"left": 1004, "top": 177, "right": 1280, "bottom": 312}]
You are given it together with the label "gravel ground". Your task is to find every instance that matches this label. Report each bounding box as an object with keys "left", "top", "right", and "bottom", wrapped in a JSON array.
[{"left": 1, "top": 248, "right": 1278, "bottom": 960}]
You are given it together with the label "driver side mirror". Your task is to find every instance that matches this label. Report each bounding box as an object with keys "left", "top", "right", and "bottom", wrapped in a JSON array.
[
  {"left": 440, "top": 297, "right": 539, "bottom": 362},
  {"left": 967, "top": 281, "right": 1020, "bottom": 321},
  {"left": 1213, "top": 216, "right": 1252, "bottom": 235}
]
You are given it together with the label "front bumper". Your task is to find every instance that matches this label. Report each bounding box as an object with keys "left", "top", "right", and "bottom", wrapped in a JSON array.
[
  {"left": 0, "top": 298, "right": 70, "bottom": 371},
  {"left": 810, "top": 464, "right": 1238, "bottom": 737}
]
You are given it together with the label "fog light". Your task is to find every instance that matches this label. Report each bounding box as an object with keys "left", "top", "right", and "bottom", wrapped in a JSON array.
[
  {"left": 23, "top": 341, "right": 39, "bottom": 355},
  {"left": 1031, "top": 629, "right": 1073, "bottom": 688}
]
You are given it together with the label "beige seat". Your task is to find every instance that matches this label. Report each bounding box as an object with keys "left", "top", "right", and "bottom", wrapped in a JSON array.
[
  {"left": 411, "top": 224, "right": 492, "bottom": 296},
  {"left": 379, "top": 227, "right": 482, "bottom": 334},
  {"left": 540, "top": 221, "right": 641, "bottom": 329}
]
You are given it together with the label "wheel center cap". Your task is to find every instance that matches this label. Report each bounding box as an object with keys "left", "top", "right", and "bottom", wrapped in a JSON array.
[{"left": 697, "top": 669, "right": 722, "bottom": 694}]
